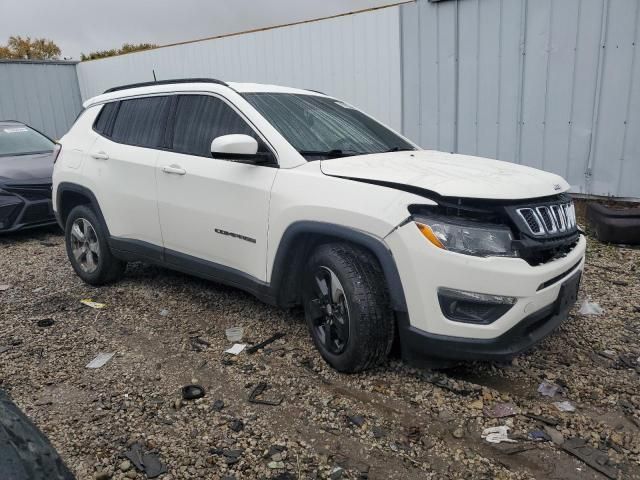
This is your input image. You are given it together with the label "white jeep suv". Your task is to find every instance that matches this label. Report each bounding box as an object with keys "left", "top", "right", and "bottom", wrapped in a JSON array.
[{"left": 53, "top": 79, "right": 586, "bottom": 372}]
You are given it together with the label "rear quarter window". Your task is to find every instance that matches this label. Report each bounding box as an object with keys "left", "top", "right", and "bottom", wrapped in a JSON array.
[{"left": 111, "top": 96, "right": 171, "bottom": 148}]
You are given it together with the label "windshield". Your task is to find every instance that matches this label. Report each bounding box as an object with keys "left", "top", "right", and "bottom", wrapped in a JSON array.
[
  {"left": 0, "top": 124, "right": 54, "bottom": 157},
  {"left": 243, "top": 93, "right": 415, "bottom": 159}
]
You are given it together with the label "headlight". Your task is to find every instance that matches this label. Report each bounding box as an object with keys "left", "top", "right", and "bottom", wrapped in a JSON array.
[{"left": 414, "top": 215, "right": 517, "bottom": 257}]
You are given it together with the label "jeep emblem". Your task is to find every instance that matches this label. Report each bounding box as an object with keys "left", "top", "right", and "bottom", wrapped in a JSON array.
[{"left": 553, "top": 184, "right": 562, "bottom": 191}]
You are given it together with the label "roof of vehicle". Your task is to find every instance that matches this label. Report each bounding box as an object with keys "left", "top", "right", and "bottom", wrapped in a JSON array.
[{"left": 83, "top": 79, "right": 327, "bottom": 108}]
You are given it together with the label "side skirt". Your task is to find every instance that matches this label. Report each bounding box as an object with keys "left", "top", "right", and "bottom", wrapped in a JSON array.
[{"left": 108, "top": 237, "right": 276, "bottom": 305}]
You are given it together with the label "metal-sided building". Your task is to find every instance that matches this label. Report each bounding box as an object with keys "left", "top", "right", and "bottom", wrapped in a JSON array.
[{"left": 2, "top": 0, "right": 639, "bottom": 198}]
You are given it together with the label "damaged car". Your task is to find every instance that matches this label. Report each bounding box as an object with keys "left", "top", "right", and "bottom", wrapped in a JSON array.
[
  {"left": 0, "top": 121, "right": 60, "bottom": 233},
  {"left": 52, "top": 79, "right": 586, "bottom": 372}
]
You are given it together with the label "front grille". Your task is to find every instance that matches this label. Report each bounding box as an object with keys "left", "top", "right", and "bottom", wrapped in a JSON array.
[
  {"left": 3, "top": 184, "right": 52, "bottom": 201},
  {"left": 516, "top": 202, "right": 576, "bottom": 236}
]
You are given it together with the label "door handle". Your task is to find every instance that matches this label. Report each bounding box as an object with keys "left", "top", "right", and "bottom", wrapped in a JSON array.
[
  {"left": 162, "top": 164, "right": 186, "bottom": 175},
  {"left": 91, "top": 151, "right": 109, "bottom": 160}
]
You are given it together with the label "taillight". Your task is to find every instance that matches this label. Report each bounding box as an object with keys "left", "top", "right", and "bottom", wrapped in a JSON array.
[{"left": 52, "top": 143, "right": 62, "bottom": 164}]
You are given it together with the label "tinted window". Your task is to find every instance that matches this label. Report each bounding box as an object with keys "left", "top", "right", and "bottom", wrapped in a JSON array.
[
  {"left": 172, "top": 95, "right": 259, "bottom": 157},
  {"left": 0, "top": 124, "right": 54, "bottom": 157},
  {"left": 111, "top": 96, "right": 171, "bottom": 148},
  {"left": 93, "top": 102, "right": 118, "bottom": 136},
  {"left": 243, "top": 93, "right": 414, "bottom": 159}
]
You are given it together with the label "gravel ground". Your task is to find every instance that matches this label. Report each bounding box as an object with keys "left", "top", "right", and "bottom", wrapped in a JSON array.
[{"left": 1, "top": 226, "right": 639, "bottom": 480}]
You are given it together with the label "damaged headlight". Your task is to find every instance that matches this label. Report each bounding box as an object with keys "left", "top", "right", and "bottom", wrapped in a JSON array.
[{"left": 414, "top": 215, "right": 517, "bottom": 258}]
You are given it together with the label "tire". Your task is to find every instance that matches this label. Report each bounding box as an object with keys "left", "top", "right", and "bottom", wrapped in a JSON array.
[
  {"left": 64, "top": 205, "right": 125, "bottom": 285},
  {"left": 302, "top": 243, "right": 394, "bottom": 372},
  {"left": 0, "top": 389, "right": 75, "bottom": 480}
]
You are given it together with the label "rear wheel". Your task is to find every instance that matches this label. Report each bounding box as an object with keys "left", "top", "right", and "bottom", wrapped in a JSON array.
[
  {"left": 302, "top": 243, "right": 394, "bottom": 372},
  {"left": 65, "top": 205, "right": 125, "bottom": 285}
]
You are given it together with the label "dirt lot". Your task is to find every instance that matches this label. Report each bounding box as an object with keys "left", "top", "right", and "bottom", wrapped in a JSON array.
[{"left": 1, "top": 227, "right": 639, "bottom": 480}]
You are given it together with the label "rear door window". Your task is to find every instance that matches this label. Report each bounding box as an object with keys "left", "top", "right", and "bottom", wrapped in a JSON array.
[
  {"left": 93, "top": 102, "right": 119, "bottom": 136},
  {"left": 110, "top": 96, "right": 171, "bottom": 148},
  {"left": 171, "top": 95, "right": 260, "bottom": 157}
]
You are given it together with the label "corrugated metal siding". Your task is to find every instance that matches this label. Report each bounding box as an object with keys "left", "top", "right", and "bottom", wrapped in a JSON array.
[
  {"left": 0, "top": 61, "right": 82, "bottom": 139},
  {"left": 402, "top": 0, "right": 640, "bottom": 198},
  {"left": 76, "top": 6, "right": 404, "bottom": 130}
]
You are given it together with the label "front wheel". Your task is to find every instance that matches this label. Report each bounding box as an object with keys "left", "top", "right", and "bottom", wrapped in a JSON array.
[
  {"left": 64, "top": 205, "right": 125, "bottom": 285},
  {"left": 302, "top": 243, "right": 394, "bottom": 372}
]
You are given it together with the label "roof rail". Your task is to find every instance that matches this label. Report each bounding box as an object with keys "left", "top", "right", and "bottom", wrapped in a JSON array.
[{"left": 103, "top": 78, "right": 228, "bottom": 94}]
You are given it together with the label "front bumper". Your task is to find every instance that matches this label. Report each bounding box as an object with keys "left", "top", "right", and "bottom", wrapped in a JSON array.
[
  {"left": 0, "top": 188, "right": 56, "bottom": 233},
  {"left": 397, "top": 270, "right": 581, "bottom": 362},
  {"left": 385, "top": 221, "right": 586, "bottom": 360}
]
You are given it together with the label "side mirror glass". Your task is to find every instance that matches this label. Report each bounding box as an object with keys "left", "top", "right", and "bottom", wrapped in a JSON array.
[{"left": 211, "top": 134, "right": 268, "bottom": 163}]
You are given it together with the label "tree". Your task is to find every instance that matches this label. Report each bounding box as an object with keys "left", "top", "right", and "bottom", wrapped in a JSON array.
[
  {"left": 0, "top": 36, "right": 61, "bottom": 60},
  {"left": 80, "top": 43, "right": 157, "bottom": 61}
]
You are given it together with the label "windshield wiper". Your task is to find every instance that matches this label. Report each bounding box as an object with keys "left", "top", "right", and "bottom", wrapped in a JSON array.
[
  {"left": 384, "top": 146, "right": 416, "bottom": 153},
  {"left": 298, "top": 149, "right": 364, "bottom": 159}
]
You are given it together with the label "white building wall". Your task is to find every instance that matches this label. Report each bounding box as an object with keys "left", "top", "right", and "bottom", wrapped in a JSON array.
[{"left": 76, "top": 5, "right": 404, "bottom": 130}]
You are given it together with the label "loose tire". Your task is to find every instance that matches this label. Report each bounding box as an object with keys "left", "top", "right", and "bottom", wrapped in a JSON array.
[
  {"left": 64, "top": 205, "right": 125, "bottom": 285},
  {"left": 302, "top": 243, "right": 394, "bottom": 372}
]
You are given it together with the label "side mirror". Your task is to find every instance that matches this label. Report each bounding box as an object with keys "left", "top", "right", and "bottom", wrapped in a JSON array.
[{"left": 210, "top": 134, "right": 271, "bottom": 164}]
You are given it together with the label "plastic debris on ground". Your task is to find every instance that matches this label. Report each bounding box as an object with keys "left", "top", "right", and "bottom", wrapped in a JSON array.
[
  {"left": 537, "top": 381, "right": 562, "bottom": 397},
  {"left": 124, "top": 442, "right": 167, "bottom": 479},
  {"left": 86, "top": 352, "right": 115, "bottom": 369},
  {"left": 159, "top": 309, "right": 169, "bottom": 316},
  {"left": 483, "top": 402, "right": 518, "bottom": 418},
  {"left": 578, "top": 300, "right": 604, "bottom": 315},
  {"left": 225, "top": 326, "right": 244, "bottom": 342},
  {"left": 246, "top": 332, "right": 285, "bottom": 354},
  {"left": 553, "top": 400, "right": 576, "bottom": 412},
  {"left": 225, "top": 343, "right": 246, "bottom": 355},
  {"left": 528, "top": 430, "right": 551, "bottom": 442},
  {"left": 481, "top": 426, "right": 517, "bottom": 444},
  {"left": 36, "top": 318, "right": 55, "bottom": 328},
  {"left": 80, "top": 299, "right": 106, "bottom": 309},
  {"left": 181, "top": 384, "right": 206, "bottom": 400}
]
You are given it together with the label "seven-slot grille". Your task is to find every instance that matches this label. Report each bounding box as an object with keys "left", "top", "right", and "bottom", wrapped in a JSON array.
[{"left": 516, "top": 203, "right": 576, "bottom": 236}]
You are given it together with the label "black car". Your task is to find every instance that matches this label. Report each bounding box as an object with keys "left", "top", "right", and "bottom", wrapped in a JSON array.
[{"left": 0, "top": 121, "right": 60, "bottom": 233}]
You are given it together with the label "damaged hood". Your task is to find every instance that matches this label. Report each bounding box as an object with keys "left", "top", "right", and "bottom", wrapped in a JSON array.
[
  {"left": 320, "top": 150, "right": 570, "bottom": 200},
  {"left": 0, "top": 152, "right": 54, "bottom": 183}
]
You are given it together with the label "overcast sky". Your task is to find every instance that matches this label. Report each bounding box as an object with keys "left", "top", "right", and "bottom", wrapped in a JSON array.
[{"left": 0, "top": 0, "right": 399, "bottom": 60}]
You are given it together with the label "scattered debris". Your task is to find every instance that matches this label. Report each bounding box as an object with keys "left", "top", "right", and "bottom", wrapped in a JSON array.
[
  {"left": 553, "top": 400, "right": 576, "bottom": 412},
  {"left": 86, "top": 352, "right": 115, "bottom": 369},
  {"left": 524, "top": 413, "right": 559, "bottom": 426},
  {"left": 268, "top": 460, "right": 285, "bottom": 469},
  {"left": 225, "top": 326, "right": 244, "bottom": 342},
  {"left": 328, "top": 466, "right": 344, "bottom": 479},
  {"left": 190, "top": 336, "right": 210, "bottom": 352},
  {"left": 421, "top": 372, "right": 482, "bottom": 396},
  {"left": 481, "top": 426, "right": 517, "bottom": 444},
  {"left": 483, "top": 402, "right": 518, "bottom": 418},
  {"left": 528, "top": 430, "right": 551, "bottom": 442},
  {"left": 181, "top": 384, "right": 206, "bottom": 400},
  {"left": 537, "top": 381, "right": 562, "bottom": 397},
  {"left": 223, "top": 449, "right": 243, "bottom": 465},
  {"left": 0, "top": 284, "right": 11, "bottom": 291},
  {"left": 211, "top": 399, "right": 225, "bottom": 411},
  {"left": 80, "top": 299, "right": 106, "bottom": 309},
  {"left": 124, "top": 442, "right": 167, "bottom": 479},
  {"left": 561, "top": 437, "right": 619, "bottom": 479},
  {"left": 246, "top": 332, "right": 285, "bottom": 354},
  {"left": 159, "top": 309, "right": 169, "bottom": 316},
  {"left": 347, "top": 415, "right": 365, "bottom": 427},
  {"left": 225, "top": 343, "right": 247, "bottom": 355},
  {"left": 229, "top": 419, "right": 244, "bottom": 432},
  {"left": 578, "top": 300, "right": 604, "bottom": 315},
  {"left": 0, "top": 345, "right": 12, "bottom": 354},
  {"left": 36, "top": 318, "right": 55, "bottom": 328},
  {"left": 248, "top": 382, "right": 283, "bottom": 406}
]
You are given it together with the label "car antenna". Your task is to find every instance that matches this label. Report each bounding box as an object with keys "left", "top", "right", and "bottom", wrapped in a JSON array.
[{"left": 152, "top": 69, "right": 157, "bottom": 82}]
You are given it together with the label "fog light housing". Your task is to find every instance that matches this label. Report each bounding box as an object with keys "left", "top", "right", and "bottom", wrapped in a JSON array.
[{"left": 438, "top": 288, "right": 516, "bottom": 324}]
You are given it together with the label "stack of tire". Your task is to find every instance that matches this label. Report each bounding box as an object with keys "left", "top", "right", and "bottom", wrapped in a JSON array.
[
  {"left": 586, "top": 203, "right": 640, "bottom": 244},
  {"left": 0, "top": 389, "right": 74, "bottom": 479}
]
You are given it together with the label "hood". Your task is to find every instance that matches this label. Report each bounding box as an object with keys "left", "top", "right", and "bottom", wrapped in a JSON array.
[
  {"left": 320, "top": 150, "right": 570, "bottom": 200},
  {"left": 0, "top": 152, "right": 54, "bottom": 184}
]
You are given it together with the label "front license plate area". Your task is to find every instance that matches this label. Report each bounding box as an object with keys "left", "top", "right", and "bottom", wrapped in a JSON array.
[{"left": 554, "top": 271, "right": 581, "bottom": 314}]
